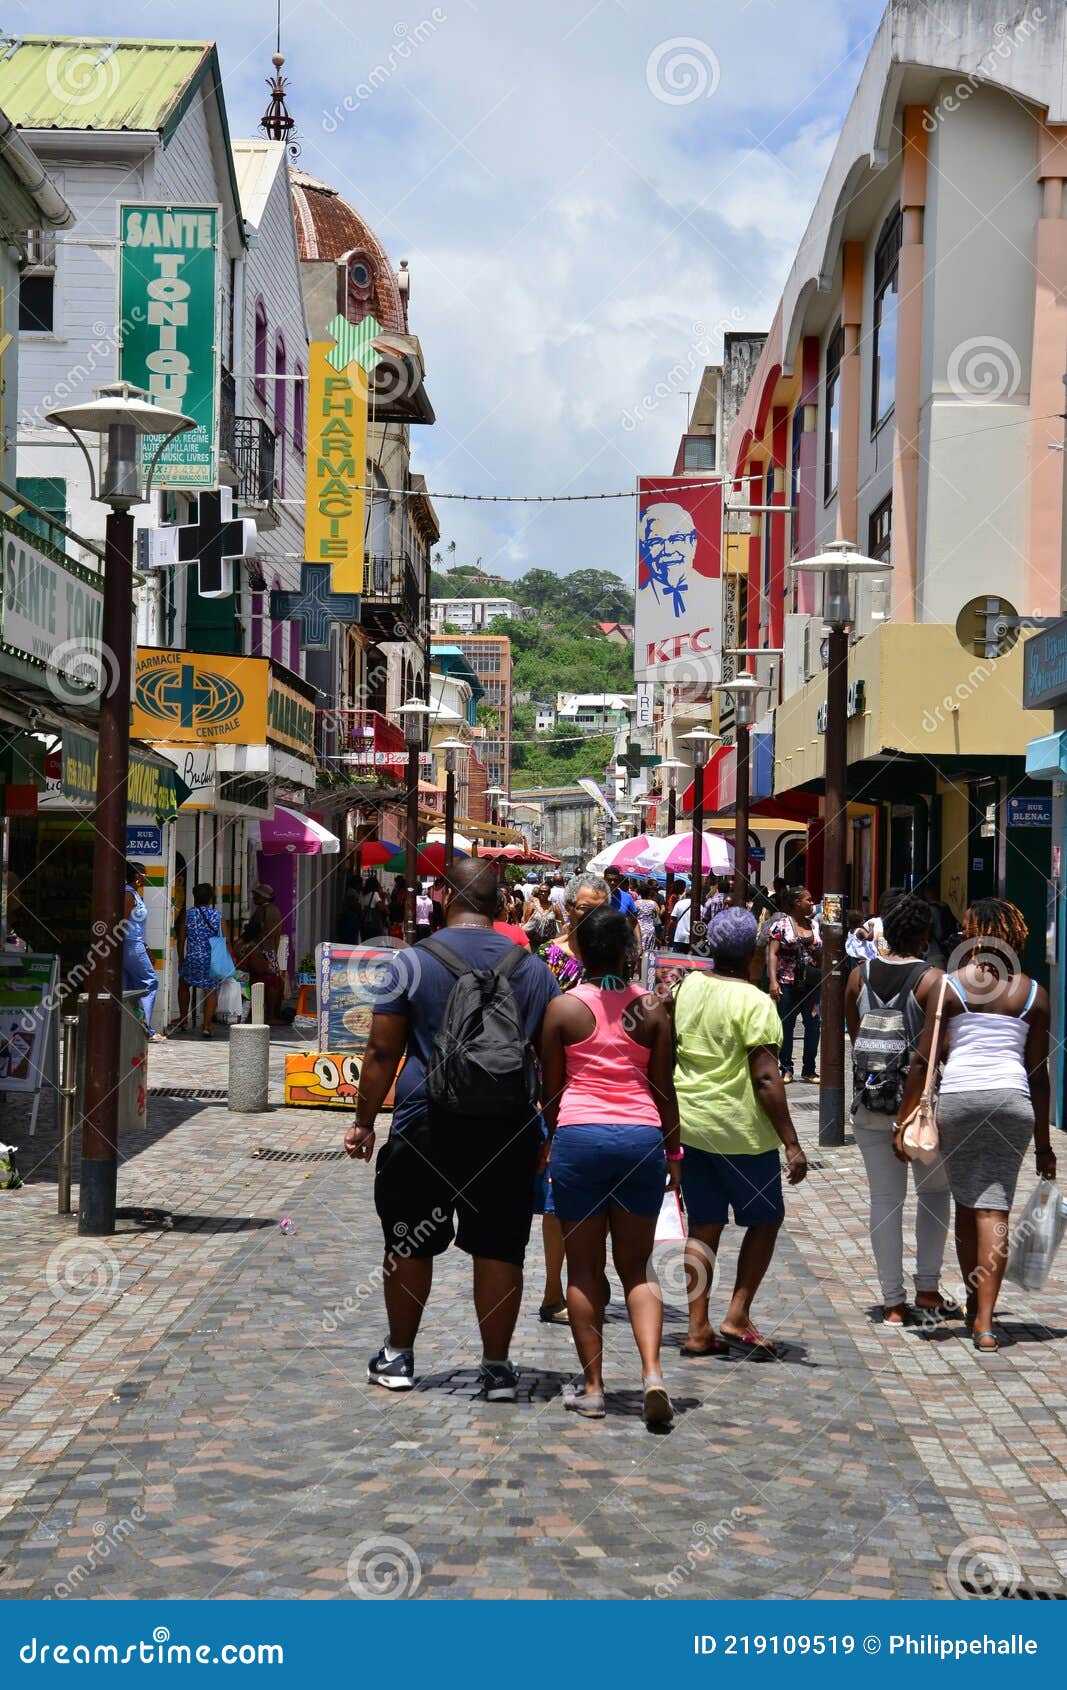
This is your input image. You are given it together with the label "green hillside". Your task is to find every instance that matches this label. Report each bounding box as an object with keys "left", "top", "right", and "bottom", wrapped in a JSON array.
[{"left": 432, "top": 565, "right": 635, "bottom": 790}]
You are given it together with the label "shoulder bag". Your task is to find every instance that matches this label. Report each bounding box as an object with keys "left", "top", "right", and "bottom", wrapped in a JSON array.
[{"left": 898, "top": 975, "right": 948, "bottom": 1164}]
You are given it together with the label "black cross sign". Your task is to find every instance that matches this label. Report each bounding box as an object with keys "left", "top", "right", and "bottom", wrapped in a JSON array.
[
  {"left": 269, "top": 564, "right": 362, "bottom": 649},
  {"left": 178, "top": 489, "right": 251, "bottom": 598}
]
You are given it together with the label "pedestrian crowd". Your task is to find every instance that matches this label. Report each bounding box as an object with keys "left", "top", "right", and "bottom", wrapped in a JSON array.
[{"left": 341, "top": 858, "right": 1056, "bottom": 1426}]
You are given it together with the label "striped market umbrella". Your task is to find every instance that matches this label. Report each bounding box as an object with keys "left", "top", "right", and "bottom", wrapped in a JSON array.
[
  {"left": 636, "top": 831, "right": 734, "bottom": 876},
  {"left": 586, "top": 836, "right": 655, "bottom": 873}
]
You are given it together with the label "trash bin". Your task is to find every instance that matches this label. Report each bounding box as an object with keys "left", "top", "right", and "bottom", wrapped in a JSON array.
[{"left": 75, "top": 991, "right": 149, "bottom": 1133}]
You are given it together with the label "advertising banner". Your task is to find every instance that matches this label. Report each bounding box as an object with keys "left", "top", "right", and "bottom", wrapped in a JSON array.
[
  {"left": 118, "top": 204, "right": 220, "bottom": 488},
  {"left": 305, "top": 341, "right": 368, "bottom": 594},
  {"left": 61, "top": 729, "right": 179, "bottom": 818},
  {"left": 634, "top": 475, "right": 723, "bottom": 682}
]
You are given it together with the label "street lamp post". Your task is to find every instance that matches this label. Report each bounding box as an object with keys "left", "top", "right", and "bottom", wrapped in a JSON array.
[
  {"left": 436, "top": 737, "right": 466, "bottom": 870},
  {"left": 714, "top": 671, "right": 764, "bottom": 907},
  {"left": 484, "top": 785, "right": 505, "bottom": 834},
  {"left": 400, "top": 695, "right": 434, "bottom": 945},
  {"left": 789, "top": 540, "right": 891, "bottom": 1145},
  {"left": 679, "top": 726, "right": 719, "bottom": 956},
  {"left": 46, "top": 383, "right": 194, "bottom": 1237}
]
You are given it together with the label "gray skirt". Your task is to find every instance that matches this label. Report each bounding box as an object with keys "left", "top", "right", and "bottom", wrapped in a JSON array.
[{"left": 936, "top": 1089, "right": 1034, "bottom": 1210}]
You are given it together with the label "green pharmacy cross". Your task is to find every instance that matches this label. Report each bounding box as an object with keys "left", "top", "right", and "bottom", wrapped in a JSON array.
[{"left": 270, "top": 564, "right": 361, "bottom": 650}]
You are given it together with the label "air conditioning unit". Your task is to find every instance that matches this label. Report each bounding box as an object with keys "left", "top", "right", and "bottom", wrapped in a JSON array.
[{"left": 136, "top": 527, "right": 179, "bottom": 570}]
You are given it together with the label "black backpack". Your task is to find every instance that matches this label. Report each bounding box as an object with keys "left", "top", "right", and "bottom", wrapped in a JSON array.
[
  {"left": 851, "top": 960, "right": 929, "bottom": 1114},
  {"left": 420, "top": 937, "right": 539, "bottom": 1123}
]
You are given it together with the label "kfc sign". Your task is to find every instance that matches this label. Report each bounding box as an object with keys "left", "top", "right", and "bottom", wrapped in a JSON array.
[{"left": 634, "top": 476, "right": 723, "bottom": 681}]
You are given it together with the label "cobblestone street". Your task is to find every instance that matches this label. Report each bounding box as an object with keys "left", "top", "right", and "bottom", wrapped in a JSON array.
[{"left": 2, "top": 1031, "right": 1065, "bottom": 1602}]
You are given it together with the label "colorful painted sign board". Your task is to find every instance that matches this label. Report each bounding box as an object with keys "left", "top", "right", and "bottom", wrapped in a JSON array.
[
  {"left": 118, "top": 203, "right": 220, "bottom": 487},
  {"left": 0, "top": 511, "right": 104, "bottom": 693},
  {"left": 305, "top": 340, "right": 368, "bottom": 594}
]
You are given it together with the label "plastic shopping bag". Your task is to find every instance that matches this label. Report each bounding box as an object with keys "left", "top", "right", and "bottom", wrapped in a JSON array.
[
  {"left": 1005, "top": 1181, "right": 1067, "bottom": 1293},
  {"left": 215, "top": 975, "right": 245, "bottom": 1025},
  {"left": 208, "top": 933, "right": 237, "bottom": 981}
]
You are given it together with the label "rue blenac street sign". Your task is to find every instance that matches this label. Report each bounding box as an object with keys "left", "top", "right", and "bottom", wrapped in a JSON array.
[
  {"left": 118, "top": 204, "right": 220, "bottom": 488},
  {"left": 305, "top": 340, "right": 368, "bottom": 594}
]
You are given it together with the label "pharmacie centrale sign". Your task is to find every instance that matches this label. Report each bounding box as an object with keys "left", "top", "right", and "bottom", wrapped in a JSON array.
[
  {"left": 0, "top": 512, "right": 104, "bottom": 692},
  {"left": 118, "top": 204, "right": 220, "bottom": 488},
  {"left": 132, "top": 648, "right": 316, "bottom": 759}
]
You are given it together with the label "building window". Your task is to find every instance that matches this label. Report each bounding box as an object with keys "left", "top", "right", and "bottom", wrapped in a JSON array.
[
  {"left": 823, "top": 321, "right": 843, "bottom": 503},
  {"left": 872, "top": 208, "right": 901, "bottom": 430},
  {"left": 253, "top": 299, "right": 268, "bottom": 403},
  {"left": 868, "top": 493, "right": 892, "bottom": 561},
  {"left": 789, "top": 408, "right": 803, "bottom": 558},
  {"left": 369, "top": 464, "right": 390, "bottom": 555},
  {"left": 293, "top": 364, "right": 305, "bottom": 452},
  {"left": 16, "top": 476, "right": 67, "bottom": 549},
  {"left": 683, "top": 434, "right": 715, "bottom": 471},
  {"left": 19, "top": 229, "right": 57, "bottom": 332},
  {"left": 762, "top": 465, "right": 773, "bottom": 599},
  {"left": 273, "top": 332, "right": 287, "bottom": 497}
]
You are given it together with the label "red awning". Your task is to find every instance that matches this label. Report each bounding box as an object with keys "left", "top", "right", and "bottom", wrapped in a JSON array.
[{"left": 751, "top": 789, "right": 820, "bottom": 821}]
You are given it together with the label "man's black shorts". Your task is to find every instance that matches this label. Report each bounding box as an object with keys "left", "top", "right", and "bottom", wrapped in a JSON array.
[{"left": 374, "top": 1115, "right": 541, "bottom": 1266}]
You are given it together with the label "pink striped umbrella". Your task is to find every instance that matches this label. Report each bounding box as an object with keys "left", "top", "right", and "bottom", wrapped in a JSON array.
[
  {"left": 586, "top": 836, "right": 654, "bottom": 873},
  {"left": 636, "top": 831, "right": 734, "bottom": 876}
]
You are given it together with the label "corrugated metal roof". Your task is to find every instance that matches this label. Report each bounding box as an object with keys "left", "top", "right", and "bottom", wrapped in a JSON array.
[{"left": 0, "top": 36, "right": 211, "bottom": 134}]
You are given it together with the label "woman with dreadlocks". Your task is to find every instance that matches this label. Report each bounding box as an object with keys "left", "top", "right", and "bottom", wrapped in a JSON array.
[{"left": 895, "top": 899, "right": 1055, "bottom": 1353}]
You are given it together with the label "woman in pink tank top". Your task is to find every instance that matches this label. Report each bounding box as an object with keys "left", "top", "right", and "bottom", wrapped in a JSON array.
[{"left": 541, "top": 906, "right": 681, "bottom": 1425}]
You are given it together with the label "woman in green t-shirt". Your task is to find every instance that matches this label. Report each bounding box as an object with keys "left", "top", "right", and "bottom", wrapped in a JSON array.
[{"left": 673, "top": 907, "right": 808, "bottom": 1360}]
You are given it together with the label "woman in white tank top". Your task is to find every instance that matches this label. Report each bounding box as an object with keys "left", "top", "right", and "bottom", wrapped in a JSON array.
[{"left": 895, "top": 900, "right": 1055, "bottom": 1353}]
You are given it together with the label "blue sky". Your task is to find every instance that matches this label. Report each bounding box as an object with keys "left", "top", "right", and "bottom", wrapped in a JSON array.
[{"left": 28, "top": 0, "right": 888, "bottom": 580}]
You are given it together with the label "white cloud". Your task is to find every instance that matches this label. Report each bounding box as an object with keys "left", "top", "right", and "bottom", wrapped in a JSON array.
[{"left": 38, "top": 0, "right": 887, "bottom": 579}]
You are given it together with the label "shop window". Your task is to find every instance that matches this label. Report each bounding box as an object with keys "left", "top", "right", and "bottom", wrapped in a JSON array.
[
  {"left": 872, "top": 208, "right": 901, "bottom": 430},
  {"left": 823, "top": 322, "right": 843, "bottom": 503}
]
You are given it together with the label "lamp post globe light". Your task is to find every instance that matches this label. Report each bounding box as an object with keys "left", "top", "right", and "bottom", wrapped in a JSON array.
[
  {"left": 45, "top": 383, "right": 195, "bottom": 1238},
  {"left": 435, "top": 736, "right": 467, "bottom": 869},
  {"left": 400, "top": 695, "right": 435, "bottom": 943},
  {"left": 678, "top": 724, "right": 721, "bottom": 957},
  {"left": 714, "top": 670, "right": 766, "bottom": 910},
  {"left": 788, "top": 538, "right": 891, "bottom": 1145},
  {"left": 484, "top": 785, "right": 505, "bottom": 834}
]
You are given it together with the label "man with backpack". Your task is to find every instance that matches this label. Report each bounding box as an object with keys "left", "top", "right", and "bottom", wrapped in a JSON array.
[
  {"left": 345, "top": 859, "right": 561, "bottom": 1400},
  {"left": 844, "top": 891, "right": 958, "bottom": 1328}
]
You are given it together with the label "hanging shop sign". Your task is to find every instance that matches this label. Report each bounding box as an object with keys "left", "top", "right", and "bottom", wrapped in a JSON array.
[
  {"left": 0, "top": 511, "right": 104, "bottom": 691},
  {"left": 132, "top": 647, "right": 264, "bottom": 744},
  {"left": 634, "top": 475, "right": 723, "bottom": 682},
  {"left": 304, "top": 340, "right": 368, "bottom": 595},
  {"left": 118, "top": 203, "right": 220, "bottom": 488},
  {"left": 1022, "top": 617, "right": 1067, "bottom": 711},
  {"left": 61, "top": 729, "right": 179, "bottom": 818},
  {"left": 266, "top": 669, "right": 317, "bottom": 760}
]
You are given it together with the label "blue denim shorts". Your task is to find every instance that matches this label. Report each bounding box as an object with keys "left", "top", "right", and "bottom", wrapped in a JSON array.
[
  {"left": 549, "top": 1122, "right": 666, "bottom": 1221},
  {"left": 681, "top": 1145, "right": 785, "bottom": 1228}
]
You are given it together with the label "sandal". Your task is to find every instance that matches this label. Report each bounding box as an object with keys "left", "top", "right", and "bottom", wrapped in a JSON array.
[
  {"left": 563, "top": 1387, "right": 606, "bottom": 1419},
  {"left": 680, "top": 1335, "right": 727, "bottom": 1357},
  {"left": 643, "top": 1380, "right": 674, "bottom": 1426},
  {"left": 538, "top": 1300, "right": 570, "bottom": 1325},
  {"left": 719, "top": 1329, "right": 783, "bottom": 1362},
  {"left": 973, "top": 1329, "right": 999, "bottom": 1353}
]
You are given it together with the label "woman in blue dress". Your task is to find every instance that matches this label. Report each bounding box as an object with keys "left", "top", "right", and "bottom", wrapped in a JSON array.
[
  {"left": 123, "top": 862, "right": 163, "bottom": 1041},
  {"left": 173, "top": 882, "right": 223, "bottom": 1038}
]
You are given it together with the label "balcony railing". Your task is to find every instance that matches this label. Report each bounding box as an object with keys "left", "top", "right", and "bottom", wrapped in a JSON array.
[
  {"left": 363, "top": 550, "right": 423, "bottom": 631},
  {"left": 233, "top": 416, "right": 277, "bottom": 509},
  {"left": 315, "top": 707, "right": 408, "bottom": 771}
]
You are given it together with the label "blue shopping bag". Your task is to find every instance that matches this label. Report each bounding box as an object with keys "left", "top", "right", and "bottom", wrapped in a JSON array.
[{"left": 208, "top": 933, "right": 237, "bottom": 980}]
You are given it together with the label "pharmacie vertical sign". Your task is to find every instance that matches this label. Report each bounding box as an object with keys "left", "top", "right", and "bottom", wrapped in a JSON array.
[
  {"left": 118, "top": 204, "right": 220, "bottom": 488},
  {"left": 304, "top": 341, "right": 368, "bottom": 595}
]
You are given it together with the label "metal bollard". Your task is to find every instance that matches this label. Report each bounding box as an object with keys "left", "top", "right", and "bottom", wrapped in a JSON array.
[{"left": 57, "top": 1015, "right": 78, "bottom": 1217}]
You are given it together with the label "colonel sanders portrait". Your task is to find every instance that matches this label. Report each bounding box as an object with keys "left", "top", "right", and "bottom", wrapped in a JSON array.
[{"left": 638, "top": 501, "right": 698, "bottom": 619}]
